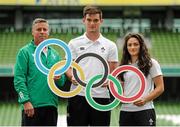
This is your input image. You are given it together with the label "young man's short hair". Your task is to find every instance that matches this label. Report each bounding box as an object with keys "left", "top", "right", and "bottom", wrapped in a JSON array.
[{"left": 83, "top": 6, "right": 102, "bottom": 19}]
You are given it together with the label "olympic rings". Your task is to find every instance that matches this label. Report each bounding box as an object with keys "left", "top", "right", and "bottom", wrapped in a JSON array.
[
  {"left": 73, "top": 53, "right": 109, "bottom": 88},
  {"left": 48, "top": 60, "right": 85, "bottom": 98},
  {"left": 34, "top": 38, "right": 147, "bottom": 111},
  {"left": 109, "top": 65, "right": 146, "bottom": 103},
  {"left": 85, "top": 74, "right": 122, "bottom": 111},
  {"left": 34, "top": 38, "right": 72, "bottom": 76}
]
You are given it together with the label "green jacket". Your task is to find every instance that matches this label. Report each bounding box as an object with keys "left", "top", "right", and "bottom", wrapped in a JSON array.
[{"left": 14, "top": 40, "right": 66, "bottom": 109}]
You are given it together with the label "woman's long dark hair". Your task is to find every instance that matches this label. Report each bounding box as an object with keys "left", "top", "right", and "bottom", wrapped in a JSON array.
[{"left": 120, "top": 33, "right": 152, "bottom": 80}]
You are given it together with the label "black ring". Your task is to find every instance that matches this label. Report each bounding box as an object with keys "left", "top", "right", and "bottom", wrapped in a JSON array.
[{"left": 73, "top": 53, "right": 109, "bottom": 88}]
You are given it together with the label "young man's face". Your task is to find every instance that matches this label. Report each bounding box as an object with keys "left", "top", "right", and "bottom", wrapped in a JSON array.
[
  {"left": 32, "top": 22, "right": 49, "bottom": 45},
  {"left": 83, "top": 13, "right": 103, "bottom": 33}
]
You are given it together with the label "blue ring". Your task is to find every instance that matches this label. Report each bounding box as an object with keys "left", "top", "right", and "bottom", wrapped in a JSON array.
[{"left": 34, "top": 38, "right": 72, "bottom": 76}]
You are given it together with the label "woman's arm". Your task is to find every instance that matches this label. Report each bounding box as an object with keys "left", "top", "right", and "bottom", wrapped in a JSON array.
[{"left": 133, "top": 75, "right": 164, "bottom": 106}]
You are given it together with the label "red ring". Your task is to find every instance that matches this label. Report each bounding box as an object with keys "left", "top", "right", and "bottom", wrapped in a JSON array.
[{"left": 109, "top": 65, "right": 146, "bottom": 103}]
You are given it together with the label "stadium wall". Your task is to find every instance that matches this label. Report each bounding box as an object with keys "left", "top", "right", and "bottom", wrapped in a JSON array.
[{"left": 0, "top": 76, "right": 180, "bottom": 102}]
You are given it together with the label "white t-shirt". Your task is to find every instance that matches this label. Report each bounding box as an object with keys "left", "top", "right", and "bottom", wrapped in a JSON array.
[
  {"left": 68, "top": 33, "right": 118, "bottom": 98},
  {"left": 121, "top": 58, "right": 162, "bottom": 111}
]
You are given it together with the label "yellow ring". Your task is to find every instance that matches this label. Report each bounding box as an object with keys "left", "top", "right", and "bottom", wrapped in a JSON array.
[{"left": 48, "top": 60, "right": 84, "bottom": 98}]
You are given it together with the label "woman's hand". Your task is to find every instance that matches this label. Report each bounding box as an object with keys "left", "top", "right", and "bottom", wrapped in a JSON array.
[{"left": 133, "top": 98, "right": 147, "bottom": 107}]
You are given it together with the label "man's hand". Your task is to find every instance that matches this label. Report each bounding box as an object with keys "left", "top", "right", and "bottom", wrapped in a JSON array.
[
  {"left": 24, "top": 101, "right": 34, "bottom": 117},
  {"left": 71, "top": 76, "right": 78, "bottom": 86},
  {"left": 54, "top": 75, "right": 61, "bottom": 80},
  {"left": 101, "top": 80, "right": 109, "bottom": 87},
  {"left": 65, "top": 68, "right": 78, "bottom": 85}
]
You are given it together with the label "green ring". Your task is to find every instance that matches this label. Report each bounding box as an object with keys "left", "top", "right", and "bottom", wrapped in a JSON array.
[{"left": 85, "top": 74, "right": 123, "bottom": 111}]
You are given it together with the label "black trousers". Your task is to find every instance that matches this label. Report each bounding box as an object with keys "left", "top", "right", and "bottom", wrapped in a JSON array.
[
  {"left": 67, "top": 95, "right": 111, "bottom": 126},
  {"left": 21, "top": 106, "right": 58, "bottom": 126},
  {"left": 119, "top": 109, "right": 156, "bottom": 126}
]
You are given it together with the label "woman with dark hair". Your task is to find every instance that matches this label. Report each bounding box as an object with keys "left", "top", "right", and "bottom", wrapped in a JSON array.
[{"left": 119, "top": 33, "right": 164, "bottom": 126}]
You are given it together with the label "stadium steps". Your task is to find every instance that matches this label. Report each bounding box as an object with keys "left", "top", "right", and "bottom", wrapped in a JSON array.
[{"left": 0, "top": 31, "right": 180, "bottom": 76}]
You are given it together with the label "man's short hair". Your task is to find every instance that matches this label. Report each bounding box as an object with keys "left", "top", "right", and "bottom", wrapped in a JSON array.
[
  {"left": 83, "top": 5, "right": 102, "bottom": 19},
  {"left": 32, "top": 18, "right": 49, "bottom": 27}
]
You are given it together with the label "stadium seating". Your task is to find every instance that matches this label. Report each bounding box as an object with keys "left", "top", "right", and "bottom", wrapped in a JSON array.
[
  {"left": 151, "top": 30, "right": 180, "bottom": 66},
  {"left": 0, "top": 30, "right": 180, "bottom": 76}
]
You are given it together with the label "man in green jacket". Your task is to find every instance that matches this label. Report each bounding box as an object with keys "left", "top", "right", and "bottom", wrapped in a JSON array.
[{"left": 14, "top": 18, "right": 66, "bottom": 126}]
